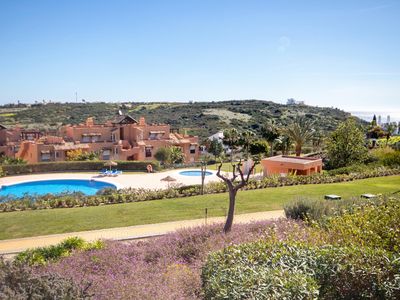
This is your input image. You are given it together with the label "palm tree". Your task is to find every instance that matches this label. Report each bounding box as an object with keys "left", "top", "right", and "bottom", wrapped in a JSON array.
[
  {"left": 312, "top": 130, "right": 325, "bottom": 152},
  {"left": 169, "top": 146, "right": 185, "bottom": 164},
  {"left": 261, "top": 122, "right": 280, "bottom": 157},
  {"left": 275, "top": 135, "right": 293, "bottom": 155},
  {"left": 223, "top": 128, "right": 240, "bottom": 162},
  {"left": 385, "top": 123, "right": 396, "bottom": 146},
  {"left": 284, "top": 116, "right": 314, "bottom": 156},
  {"left": 239, "top": 130, "right": 256, "bottom": 156}
]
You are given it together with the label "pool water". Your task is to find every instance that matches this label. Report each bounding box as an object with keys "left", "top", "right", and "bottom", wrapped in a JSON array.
[
  {"left": 0, "top": 179, "right": 116, "bottom": 198},
  {"left": 179, "top": 170, "right": 213, "bottom": 177}
]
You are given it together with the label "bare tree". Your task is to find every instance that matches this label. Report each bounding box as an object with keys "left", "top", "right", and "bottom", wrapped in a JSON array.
[
  {"left": 216, "top": 159, "right": 258, "bottom": 233},
  {"left": 216, "top": 130, "right": 262, "bottom": 233},
  {"left": 199, "top": 153, "right": 212, "bottom": 195}
]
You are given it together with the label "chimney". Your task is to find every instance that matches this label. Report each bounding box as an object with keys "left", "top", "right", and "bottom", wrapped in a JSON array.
[{"left": 139, "top": 117, "right": 146, "bottom": 126}]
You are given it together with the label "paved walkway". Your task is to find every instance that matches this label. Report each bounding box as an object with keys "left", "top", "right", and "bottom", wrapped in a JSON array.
[{"left": 0, "top": 210, "right": 284, "bottom": 255}]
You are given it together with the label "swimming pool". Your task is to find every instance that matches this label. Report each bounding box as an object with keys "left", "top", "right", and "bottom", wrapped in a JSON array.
[
  {"left": 179, "top": 170, "right": 213, "bottom": 177},
  {"left": 0, "top": 179, "right": 116, "bottom": 198}
]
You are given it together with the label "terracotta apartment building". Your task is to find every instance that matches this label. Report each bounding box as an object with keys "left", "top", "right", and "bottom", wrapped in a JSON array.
[{"left": 0, "top": 115, "right": 199, "bottom": 164}]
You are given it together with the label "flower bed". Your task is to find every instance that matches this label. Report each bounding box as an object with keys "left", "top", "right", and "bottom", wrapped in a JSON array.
[
  {"left": 1, "top": 166, "right": 399, "bottom": 212},
  {"left": 2, "top": 196, "right": 399, "bottom": 299}
]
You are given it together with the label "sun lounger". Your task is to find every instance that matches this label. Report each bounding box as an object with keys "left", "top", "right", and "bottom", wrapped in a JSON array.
[
  {"left": 110, "top": 170, "right": 122, "bottom": 176},
  {"left": 324, "top": 194, "right": 341, "bottom": 200},
  {"left": 99, "top": 169, "right": 108, "bottom": 176}
]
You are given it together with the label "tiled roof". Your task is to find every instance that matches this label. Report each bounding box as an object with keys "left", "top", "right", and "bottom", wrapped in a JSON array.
[
  {"left": 112, "top": 115, "right": 138, "bottom": 124},
  {"left": 263, "top": 155, "right": 322, "bottom": 165}
]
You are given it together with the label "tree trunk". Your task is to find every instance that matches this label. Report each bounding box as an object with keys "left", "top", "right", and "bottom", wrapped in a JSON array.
[
  {"left": 295, "top": 144, "right": 301, "bottom": 156},
  {"left": 223, "top": 186, "right": 237, "bottom": 233},
  {"left": 201, "top": 165, "right": 206, "bottom": 195},
  {"left": 270, "top": 142, "right": 274, "bottom": 157}
]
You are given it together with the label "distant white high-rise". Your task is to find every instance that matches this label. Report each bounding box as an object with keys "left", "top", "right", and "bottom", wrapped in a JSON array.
[
  {"left": 378, "top": 115, "right": 382, "bottom": 125},
  {"left": 387, "top": 115, "right": 391, "bottom": 124}
]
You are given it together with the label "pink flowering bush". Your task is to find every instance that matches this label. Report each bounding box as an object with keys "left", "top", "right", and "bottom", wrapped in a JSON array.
[{"left": 38, "top": 219, "right": 309, "bottom": 299}]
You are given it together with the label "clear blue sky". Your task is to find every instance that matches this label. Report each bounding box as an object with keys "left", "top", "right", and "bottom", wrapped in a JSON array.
[{"left": 0, "top": 0, "right": 399, "bottom": 111}]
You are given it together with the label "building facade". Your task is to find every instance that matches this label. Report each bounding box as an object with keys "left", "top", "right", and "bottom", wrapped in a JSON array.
[
  {"left": 0, "top": 115, "right": 199, "bottom": 164},
  {"left": 261, "top": 155, "right": 322, "bottom": 176}
]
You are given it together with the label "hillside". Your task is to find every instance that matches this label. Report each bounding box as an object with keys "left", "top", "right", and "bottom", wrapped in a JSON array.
[{"left": 0, "top": 100, "right": 355, "bottom": 140}]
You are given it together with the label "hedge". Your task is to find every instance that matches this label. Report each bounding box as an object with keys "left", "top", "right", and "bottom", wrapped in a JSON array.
[
  {"left": 203, "top": 198, "right": 400, "bottom": 299},
  {"left": 0, "top": 166, "right": 399, "bottom": 212},
  {"left": 202, "top": 242, "right": 400, "bottom": 300},
  {"left": 1, "top": 160, "right": 160, "bottom": 175}
]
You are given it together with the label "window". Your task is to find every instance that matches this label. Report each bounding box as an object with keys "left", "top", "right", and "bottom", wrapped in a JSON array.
[
  {"left": 190, "top": 144, "right": 196, "bottom": 154},
  {"left": 103, "top": 149, "right": 111, "bottom": 160},
  {"left": 41, "top": 153, "right": 51, "bottom": 161},
  {"left": 145, "top": 147, "right": 152, "bottom": 158},
  {"left": 149, "top": 131, "right": 165, "bottom": 140},
  {"left": 55, "top": 151, "right": 60, "bottom": 158},
  {"left": 82, "top": 135, "right": 90, "bottom": 143}
]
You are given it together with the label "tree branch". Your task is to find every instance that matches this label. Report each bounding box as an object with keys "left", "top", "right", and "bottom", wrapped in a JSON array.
[{"left": 216, "top": 161, "right": 230, "bottom": 184}]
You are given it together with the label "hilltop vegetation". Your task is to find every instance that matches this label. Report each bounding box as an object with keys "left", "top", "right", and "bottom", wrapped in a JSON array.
[{"left": 0, "top": 100, "right": 354, "bottom": 139}]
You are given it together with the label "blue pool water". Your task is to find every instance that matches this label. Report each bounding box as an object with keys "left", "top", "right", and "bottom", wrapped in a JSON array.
[
  {"left": 179, "top": 170, "right": 213, "bottom": 177},
  {"left": 0, "top": 179, "right": 116, "bottom": 198}
]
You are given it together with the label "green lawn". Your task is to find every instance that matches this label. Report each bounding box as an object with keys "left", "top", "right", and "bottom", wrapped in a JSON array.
[{"left": 0, "top": 176, "right": 399, "bottom": 240}]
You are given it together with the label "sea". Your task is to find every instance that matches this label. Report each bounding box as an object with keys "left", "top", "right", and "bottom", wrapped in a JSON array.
[{"left": 350, "top": 110, "right": 400, "bottom": 123}]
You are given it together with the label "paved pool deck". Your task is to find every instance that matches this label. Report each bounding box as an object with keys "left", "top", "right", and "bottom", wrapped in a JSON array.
[
  {"left": 0, "top": 210, "right": 285, "bottom": 255},
  {"left": 0, "top": 168, "right": 223, "bottom": 190}
]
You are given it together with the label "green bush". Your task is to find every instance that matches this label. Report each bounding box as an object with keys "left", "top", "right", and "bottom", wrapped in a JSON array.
[
  {"left": 202, "top": 242, "right": 400, "bottom": 300},
  {"left": 381, "top": 152, "right": 400, "bottom": 167},
  {"left": 324, "top": 197, "right": 400, "bottom": 252},
  {"left": 284, "top": 198, "right": 333, "bottom": 221},
  {"left": 326, "top": 163, "right": 370, "bottom": 175},
  {"left": 2, "top": 160, "right": 160, "bottom": 175},
  {"left": 15, "top": 237, "right": 104, "bottom": 266},
  {"left": 371, "top": 148, "right": 400, "bottom": 167}
]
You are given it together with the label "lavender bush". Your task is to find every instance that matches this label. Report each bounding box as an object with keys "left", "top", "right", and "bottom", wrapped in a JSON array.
[
  {"left": 0, "top": 258, "right": 91, "bottom": 299},
  {"left": 38, "top": 219, "right": 309, "bottom": 299}
]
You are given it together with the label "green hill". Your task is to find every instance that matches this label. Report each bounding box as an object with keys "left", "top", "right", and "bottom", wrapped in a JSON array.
[{"left": 0, "top": 100, "right": 356, "bottom": 139}]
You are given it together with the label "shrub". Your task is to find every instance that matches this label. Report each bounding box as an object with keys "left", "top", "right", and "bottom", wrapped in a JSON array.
[
  {"left": 66, "top": 149, "right": 100, "bottom": 161},
  {"left": 1, "top": 160, "right": 160, "bottom": 175},
  {"left": 323, "top": 197, "right": 400, "bottom": 252},
  {"left": 326, "top": 163, "right": 370, "bottom": 175},
  {"left": 39, "top": 220, "right": 306, "bottom": 300},
  {"left": 0, "top": 257, "right": 91, "bottom": 299},
  {"left": 382, "top": 152, "right": 400, "bottom": 167},
  {"left": 372, "top": 148, "right": 400, "bottom": 167},
  {"left": 326, "top": 118, "right": 368, "bottom": 169},
  {"left": 202, "top": 242, "right": 400, "bottom": 300},
  {"left": 15, "top": 237, "right": 104, "bottom": 266},
  {"left": 0, "top": 156, "right": 26, "bottom": 165},
  {"left": 284, "top": 198, "right": 333, "bottom": 221}
]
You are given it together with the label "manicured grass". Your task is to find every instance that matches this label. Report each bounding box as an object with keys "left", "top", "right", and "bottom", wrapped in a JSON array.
[{"left": 0, "top": 176, "right": 399, "bottom": 240}]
